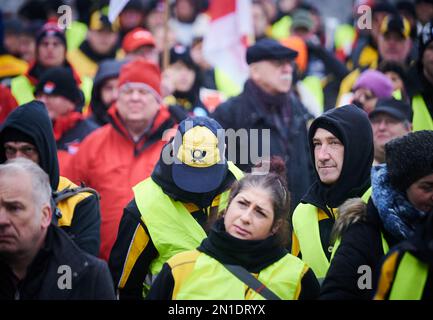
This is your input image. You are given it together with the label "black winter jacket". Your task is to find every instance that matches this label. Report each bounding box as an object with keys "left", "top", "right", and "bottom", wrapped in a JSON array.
[
  {"left": 0, "top": 225, "right": 115, "bottom": 300},
  {"left": 319, "top": 199, "right": 399, "bottom": 300}
]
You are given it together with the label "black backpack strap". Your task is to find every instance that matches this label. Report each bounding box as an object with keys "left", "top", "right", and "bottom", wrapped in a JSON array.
[
  {"left": 223, "top": 264, "right": 281, "bottom": 300},
  {"left": 53, "top": 184, "right": 100, "bottom": 204}
]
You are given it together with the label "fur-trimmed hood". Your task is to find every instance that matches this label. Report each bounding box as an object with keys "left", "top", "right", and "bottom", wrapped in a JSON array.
[{"left": 332, "top": 197, "right": 368, "bottom": 240}]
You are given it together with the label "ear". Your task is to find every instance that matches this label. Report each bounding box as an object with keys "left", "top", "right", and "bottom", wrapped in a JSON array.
[
  {"left": 40, "top": 204, "right": 52, "bottom": 229},
  {"left": 271, "top": 219, "right": 283, "bottom": 235}
]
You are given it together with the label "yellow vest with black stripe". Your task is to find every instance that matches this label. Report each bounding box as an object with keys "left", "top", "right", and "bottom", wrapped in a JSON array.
[
  {"left": 56, "top": 176, "right": 95, "bottom": 228},
  {"left": 168, "top": 249, "right": 307, "bottom": 300},
  {"left": 374, "top": 251, "right": 429, "bottom": 300},
  {"left": 10, "top": 74, "right": 93, "bottom": 107},
  {"left": 292, "top": 187, "right": 372, "bottom": 279},
  {"left": 133, "top": 162, "right": 243, "bottom": 283},
  {"left": 411, "top": 94, "right": 433, "bottom": 131}
]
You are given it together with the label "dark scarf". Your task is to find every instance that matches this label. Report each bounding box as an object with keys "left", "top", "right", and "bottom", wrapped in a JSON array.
[
  {"left": 371, "top": 164, "right": 427, "bottom": 242},
  {"left": 79, "top": 40, "right": 117, "bottom": 64},
  {"left": 198, "top": 218, "right": 287, "bottom": 273},
  {"left": 245, "top": 79, "right": 291, "bottom": 138}
]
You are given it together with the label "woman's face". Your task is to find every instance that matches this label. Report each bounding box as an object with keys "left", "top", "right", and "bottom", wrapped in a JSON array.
[
  {"left": 224, "top": 187, "right": 278, "bottom": 241},
  {"left": 406, "top": 173, "right": 433, "bottom": 213}
]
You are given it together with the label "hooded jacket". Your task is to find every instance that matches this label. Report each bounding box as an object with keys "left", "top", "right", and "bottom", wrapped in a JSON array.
[
  {"left": 108, "top": 144, "right": 239, "bottom": 300},
  {"left": 88, "top": 59, "right": 125, "bottom": 127},
  {"left": 0, "top": 100, "right": 101, "bottom": 256},
  {"left": 68, "top": 104, "right": 176, "bottom": 261},
  {"left": 293, "top": 105, "right": 374, "bottom": 261}
]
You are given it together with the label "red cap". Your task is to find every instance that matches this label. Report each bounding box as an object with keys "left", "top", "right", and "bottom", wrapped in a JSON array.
[
  {"left": 122, "top": 28, "right": 156, "bottom": 53},
  {"left": 118, "top": 58, "right": 161, "bottom": 96}
]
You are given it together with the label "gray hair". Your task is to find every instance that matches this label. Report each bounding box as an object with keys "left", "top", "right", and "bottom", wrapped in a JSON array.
[{"left": 0, "top": 158, "right": 52, "bottom": 209}]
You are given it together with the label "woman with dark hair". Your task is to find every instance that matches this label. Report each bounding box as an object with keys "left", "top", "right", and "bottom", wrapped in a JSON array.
[{"left": 147, "top": 158, "right": 320, "bottom": 300}]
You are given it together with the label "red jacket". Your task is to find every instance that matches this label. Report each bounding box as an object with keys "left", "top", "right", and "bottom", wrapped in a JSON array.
[
  {"left": 0, "top": 85, "right": 18, "bottom": 123},
  {"left": 66, "top": 104, "right": 176, "bottom": 260}
]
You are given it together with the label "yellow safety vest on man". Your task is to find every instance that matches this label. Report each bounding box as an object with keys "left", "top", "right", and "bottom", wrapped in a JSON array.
[
  {"left": 132, "top": 162, "right": 243, "bottom": 286},
  {"left": 168, "top": 249, "right": 308, "bottom": 300},
  {"left": 292, "top": 188, "right": 372, "bottom": 280}
]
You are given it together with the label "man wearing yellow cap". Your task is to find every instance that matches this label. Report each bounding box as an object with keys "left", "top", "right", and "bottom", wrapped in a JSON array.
[{"left": 68, "top": 10, "right": 120, "bottom": 79}]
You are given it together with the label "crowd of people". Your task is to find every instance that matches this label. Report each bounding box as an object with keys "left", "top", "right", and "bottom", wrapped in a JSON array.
[{"left": 0, "top": 0, "right": 432, "bottom": 300}]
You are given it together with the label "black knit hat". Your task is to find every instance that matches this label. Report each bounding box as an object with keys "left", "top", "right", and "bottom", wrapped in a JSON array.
[
  {"left": 385, "top": 130, "right": 433, "bottom": 191},
  {"left": 35, "top": 67, "right": 84, "bottom": 106},
  {"left": 36, "top": 22, "right": 67, "bottom": 48}
]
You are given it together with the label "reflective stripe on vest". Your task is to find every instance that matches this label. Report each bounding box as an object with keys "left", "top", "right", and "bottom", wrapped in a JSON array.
[
  {"left": 412, "top": 94, "right": 433, "bottom": 131},
  {"left": 389, "top": 252, "right": 429, "bottom": 300},
  {"left": 292, "top": 203, "right": 330, "bottom": 279},
  {"left": 11, "top": 75, "right": 35, "bottom": 105},
  {"left": 294, "top": 188, "right": 372, "bottom": 279},
  {"left": 134, "top": 162, "right": 243, "bottom": 278},
  {"left": 174, "top": 252, "right": 306, "bottom": 300}
]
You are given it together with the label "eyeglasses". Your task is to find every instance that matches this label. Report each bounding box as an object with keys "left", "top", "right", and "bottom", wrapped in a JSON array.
[{"left": 4, "top": 145, "right": 38, "bottom": 157}]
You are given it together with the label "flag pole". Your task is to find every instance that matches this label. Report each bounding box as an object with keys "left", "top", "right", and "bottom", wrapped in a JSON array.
[{"left": 162, "top": 0, "right": 170, "bottom": 71}]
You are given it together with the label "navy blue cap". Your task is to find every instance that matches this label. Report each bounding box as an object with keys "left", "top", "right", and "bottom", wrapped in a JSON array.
[
  {"left": 370, "top": 98, "right": 413, "bottom": 122},
  {"left": 172, "top": 116, "right": 227, "bottom": 193},
  {"left": 246, "top": 38, "right": 298, "bottom": 65}
]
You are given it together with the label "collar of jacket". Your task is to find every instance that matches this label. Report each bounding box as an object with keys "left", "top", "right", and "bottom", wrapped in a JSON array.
[
  {"left": 79, "top": 40, "right": 117, "bottom": 64},
  {"left": 0, "top": 225, "right": 90, "bottom": 299},
  {"left": 198, "top": 218, "right": 287, "bottom": 273},
  {"left": 26, "top": 60, "right": 82, "bottom": 86},
  {"left": 52, "top": 111, "right": 83, "bottom": 141},
  {"left": 107, "top": 103, "right": 174, "bottom": 148}
]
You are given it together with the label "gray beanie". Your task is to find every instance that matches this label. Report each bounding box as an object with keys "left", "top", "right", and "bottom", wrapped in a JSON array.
[{"left": 385, "top": 130, "right": 433, "bottom": 191}]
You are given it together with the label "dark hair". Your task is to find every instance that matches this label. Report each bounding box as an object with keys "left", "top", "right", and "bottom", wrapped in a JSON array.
[{"left": 226, "top": 157, "right": 291, "bottom": 246}]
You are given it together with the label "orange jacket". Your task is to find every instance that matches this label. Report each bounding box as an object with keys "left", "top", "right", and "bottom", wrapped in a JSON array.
[{"left": 66, "top": 104, "right": 176, "bottom": 260}]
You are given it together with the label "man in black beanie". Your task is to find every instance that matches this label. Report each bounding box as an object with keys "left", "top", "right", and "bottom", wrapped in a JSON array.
[{"left": 34, "top": 66, "right": 98, "bottom": 174}]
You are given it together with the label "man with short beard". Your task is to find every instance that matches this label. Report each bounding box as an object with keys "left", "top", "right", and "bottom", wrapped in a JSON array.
[
  {"left": 211, "top": 38, "right": 314, "bottom": 210},
  {"left": 408, "top": 20, "right": 433, "bottom": 130}
]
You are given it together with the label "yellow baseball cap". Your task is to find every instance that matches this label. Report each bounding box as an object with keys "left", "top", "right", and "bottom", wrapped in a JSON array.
[{"left": 172, "top": 117, "right": 227, "bottom": 193}]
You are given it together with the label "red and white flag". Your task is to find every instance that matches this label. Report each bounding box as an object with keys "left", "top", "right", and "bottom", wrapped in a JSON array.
[{"left": 203, "top": 0, "right": 253, "bottom": 88}]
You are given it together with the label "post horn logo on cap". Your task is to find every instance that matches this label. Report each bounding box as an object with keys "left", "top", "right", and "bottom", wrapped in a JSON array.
[{"left": 176, "top": 126, "right": 221, "bottom": 168}]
